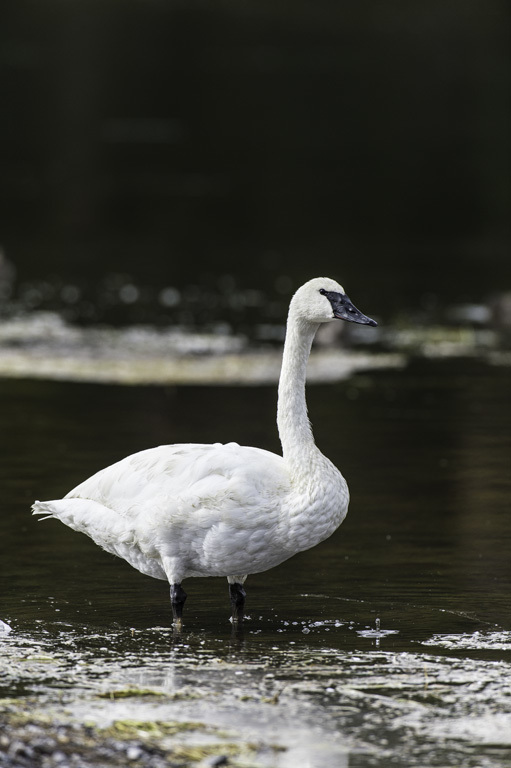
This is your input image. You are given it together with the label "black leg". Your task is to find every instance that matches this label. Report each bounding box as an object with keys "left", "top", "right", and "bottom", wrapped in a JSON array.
[
  {"left": 229, "top": 582, "right": 246, "bottom": 623},
  {"left": 170, "top": 583, "right": 187, "bottom": 624}
]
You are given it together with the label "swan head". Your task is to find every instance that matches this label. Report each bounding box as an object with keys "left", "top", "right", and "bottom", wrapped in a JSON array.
[{"left": 291, "top": 277, "right": 378, "bottom": 326}]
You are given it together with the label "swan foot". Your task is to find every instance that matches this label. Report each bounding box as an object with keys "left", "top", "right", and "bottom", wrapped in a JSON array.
[
  {"left": 170, "top": 583, "right": 187, "bottom": 626},
  {"left": 229, "top": 582, "right": 246, "bottom": 624}
]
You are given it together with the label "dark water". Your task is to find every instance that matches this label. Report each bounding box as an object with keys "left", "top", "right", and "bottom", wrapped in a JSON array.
[
  {"left": 3, "top": 1, "right": 510, "bottom": 323},
  {"left": 1, "top": 358, "right": 511, "bottom": 766}
]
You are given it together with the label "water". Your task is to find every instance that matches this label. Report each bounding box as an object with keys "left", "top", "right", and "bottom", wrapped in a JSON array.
[
  {"left": 1, "top": 358, "right": 511, "bottom": 766},
  {"left": 3, "top": 2, "right": 510, "bottom": 320}
]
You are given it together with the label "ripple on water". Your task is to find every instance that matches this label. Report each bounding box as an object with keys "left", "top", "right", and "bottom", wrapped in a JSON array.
[{"left": 2, "top": 620, "right": 511, "bottom": 767}]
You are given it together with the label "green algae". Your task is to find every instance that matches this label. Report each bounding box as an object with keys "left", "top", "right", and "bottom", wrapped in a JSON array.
[
  {"left": 97, "top": 687, "right": 202, "bottom": 702},
  {"left": 101, "top": 718, "right": 214, "bottom": 738},
  {"left": 98, "top": 687, "right": 166, "bottom": 700}
]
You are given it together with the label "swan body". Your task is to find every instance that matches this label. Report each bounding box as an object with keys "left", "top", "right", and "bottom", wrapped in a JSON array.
[{"left": 33, "top": 277, "right": 377, "bottom": 624}]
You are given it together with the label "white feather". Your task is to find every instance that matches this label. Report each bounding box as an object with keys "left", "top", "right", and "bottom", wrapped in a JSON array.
[{"left": 32, "top": 277, "right": 375, "bottom": 616}]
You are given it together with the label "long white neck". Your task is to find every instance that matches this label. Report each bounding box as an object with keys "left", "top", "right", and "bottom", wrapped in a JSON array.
[{"left": 277, "top": 308, "right": 321, "bottom": 475}]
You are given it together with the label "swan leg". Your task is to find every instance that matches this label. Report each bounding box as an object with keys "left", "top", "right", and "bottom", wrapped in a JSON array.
[
  {"left": 170, "top": 583, "right": 187, "bottom": 625},
  {"left": 229, "top": 582, "right": 246, "bottom": 623}
]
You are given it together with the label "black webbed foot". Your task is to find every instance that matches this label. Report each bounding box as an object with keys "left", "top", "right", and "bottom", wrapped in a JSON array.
[
  {"left": 170, "top": 583, "right": 187, "bottom": 626},
  {"left": 229, "top": 582, "right": 246, "bottom": 624}
]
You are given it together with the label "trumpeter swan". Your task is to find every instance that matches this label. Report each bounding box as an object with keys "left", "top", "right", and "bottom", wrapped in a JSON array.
[{"left": 33, "top": 277, "right": 376, "bottom": 625}]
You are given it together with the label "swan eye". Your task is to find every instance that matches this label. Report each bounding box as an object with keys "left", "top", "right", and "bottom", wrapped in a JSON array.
[{"left": 319, "top": 288, "right": 327, "bottom": 295}]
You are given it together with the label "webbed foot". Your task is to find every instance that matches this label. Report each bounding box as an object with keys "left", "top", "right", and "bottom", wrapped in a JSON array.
[
  {"left": 229, "top": 582, "right": 246, "bottom": 624},
  {"left": 170, "top": 583, "right": 187, "bottom": 626}
]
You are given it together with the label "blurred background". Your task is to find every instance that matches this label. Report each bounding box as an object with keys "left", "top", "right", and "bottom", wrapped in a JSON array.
[
  {"left": 0, "top": 0, "right": 510, "bottom": 330},
  {"left": 2, "top": 14, "right": 511, "bottom": 760}
]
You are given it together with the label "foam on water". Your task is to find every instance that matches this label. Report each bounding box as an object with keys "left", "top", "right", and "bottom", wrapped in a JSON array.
[
  {"left": 2, "top": 617, "right": 511, "bottom": 767},
  {"left": 0, "top": 618, "right": 12, "bottom": 633},
  {"left": 422, "top": 630, "right": 511, "bottom": 651}
]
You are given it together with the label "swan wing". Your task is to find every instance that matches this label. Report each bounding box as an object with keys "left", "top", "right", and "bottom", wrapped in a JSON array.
[
  {"left": 33, "top": 443, "right": 292, "bottom": 580},
  {"left": 65, "top": 443, "right": 289, "bottom": 517}
]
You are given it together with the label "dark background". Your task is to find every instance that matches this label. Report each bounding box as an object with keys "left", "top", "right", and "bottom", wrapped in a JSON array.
[{"left": 1, "top": 0, "right": 510, "bottom": 323}]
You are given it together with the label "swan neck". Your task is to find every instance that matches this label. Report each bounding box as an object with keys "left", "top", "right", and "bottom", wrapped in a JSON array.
[{"left": 277, "top": 312, "right": 319, "bottom": 464}]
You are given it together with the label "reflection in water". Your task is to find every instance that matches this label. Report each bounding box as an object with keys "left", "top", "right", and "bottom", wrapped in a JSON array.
[{"left": 1, "top": 358, "right": 511, "bottom": 766}]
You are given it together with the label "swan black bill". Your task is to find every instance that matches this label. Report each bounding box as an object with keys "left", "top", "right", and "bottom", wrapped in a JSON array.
[{"left": 320, "top": 289, "right": 377, "bottom": 326}]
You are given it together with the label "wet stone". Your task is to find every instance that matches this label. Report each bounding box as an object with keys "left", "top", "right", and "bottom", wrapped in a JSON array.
[
  {"left": 55, "top": 751, "right": 71, "bottom": 764},
  {"left": 8, "top": 741, "right": 35, "bottom": 761},
  {"left": 126, "top": 744, "right": 144, "bottom": 760}
]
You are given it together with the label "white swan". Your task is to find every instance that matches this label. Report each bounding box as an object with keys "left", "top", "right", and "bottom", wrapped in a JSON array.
[{"left": 33, "top": 277, "right": 376, "bottom": 625}]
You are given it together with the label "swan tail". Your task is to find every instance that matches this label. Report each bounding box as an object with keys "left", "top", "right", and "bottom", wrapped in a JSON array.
[
  {"left": 31, "top": 498, "right": 166, "bottom": 581},
  {"left": 32, "top": 500, "right": 58, "bottom": 521},
  {"left": 31, "top": 498, "right": 116, "bottom": 536}
]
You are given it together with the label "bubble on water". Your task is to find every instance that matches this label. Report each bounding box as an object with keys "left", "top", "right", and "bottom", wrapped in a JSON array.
[{"left": 356, "top": 617, "right": 399, "bottom": 645}]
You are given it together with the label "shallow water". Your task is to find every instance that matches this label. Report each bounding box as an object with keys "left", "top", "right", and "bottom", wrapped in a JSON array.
[{"left": 1, "top": 358, "right": 511, "bottom": 766}]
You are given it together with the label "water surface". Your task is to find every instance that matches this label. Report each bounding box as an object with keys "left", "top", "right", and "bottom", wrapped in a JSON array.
[{"left": 1, "top": 358, "right": 511, "bottom": 766}]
